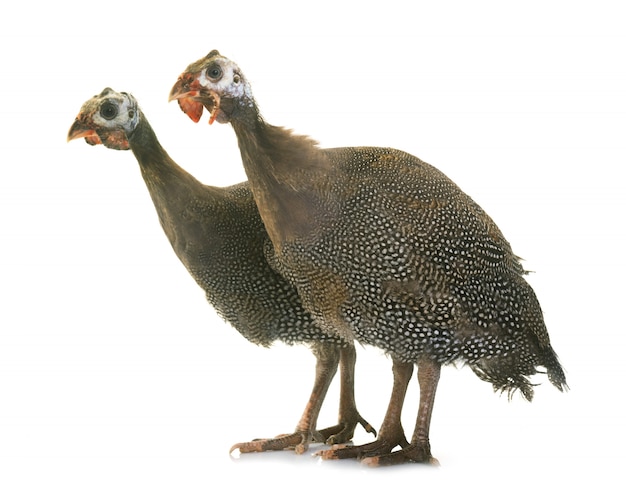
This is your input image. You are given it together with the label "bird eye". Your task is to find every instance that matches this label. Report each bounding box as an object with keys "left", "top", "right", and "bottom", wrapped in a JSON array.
[
  {"left": 206, "top": 64, "right": 222, "bottom": 80},
  {"left": 100, "top": 102, "right": 118, "bottom": 120}
]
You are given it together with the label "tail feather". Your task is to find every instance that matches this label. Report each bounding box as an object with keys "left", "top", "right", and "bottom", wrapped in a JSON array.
[
  {"left": 544, "top": 347, "right": 569, "bottom": 392},
  {"left": 469, "top": 344, "right": 567, "bottom": 401},
  {"left": 470, "top": 364, "right": 536, "bottom": 401}
]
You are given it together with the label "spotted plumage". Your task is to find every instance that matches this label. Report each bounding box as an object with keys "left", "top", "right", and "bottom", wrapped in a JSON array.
[
  {"left": 170, "top": 51, "right": 567, "bottom": 466},
  {"left": 267, "top": 145, "right": 563, "bottom": 400}
]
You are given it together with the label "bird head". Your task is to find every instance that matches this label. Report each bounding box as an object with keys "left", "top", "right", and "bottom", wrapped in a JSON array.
[
  {"left": 168, "top": 50, "right": 253, "bottom": 125},
  {"left": 67, "top": 87, "right": 139, "bottom": 150}
]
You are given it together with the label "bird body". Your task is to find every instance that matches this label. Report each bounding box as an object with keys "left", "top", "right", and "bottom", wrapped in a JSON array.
[
  {"left": 170, "top": 51, "right": 567, "bottom": 466},
  {"left": 234, "top": 134, "right": 562, "bottom": 400},
  {"left": 67, "top": 88, "right": 374, "bottom": 454}
]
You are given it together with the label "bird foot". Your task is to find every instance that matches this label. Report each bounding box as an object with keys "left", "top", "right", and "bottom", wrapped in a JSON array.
[
  {"left": 316, "top": 434, "right": 408, "bottom": 460},
  {"left": 230, "top": 430, "right": 324, "bottom": 455},
  {"left": 316, "top": 413, "right": 377, "bottom": 445},
  {"left": 360, "top": 443, "right": 439, "bottom": 467},
  {"left": 230, "top": 413, "right": 377, "bottom": 456}
]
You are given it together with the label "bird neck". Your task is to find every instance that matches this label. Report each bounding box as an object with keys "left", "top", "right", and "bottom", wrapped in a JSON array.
[
  {"left": 126, "top": 113, "right": 206, "bottom": 247},
  {"left": 128, "top": 113, "right": 199, "bottom": 192},
  {"left": 231, "top": 115, "right": 334, "bottom": 248}
]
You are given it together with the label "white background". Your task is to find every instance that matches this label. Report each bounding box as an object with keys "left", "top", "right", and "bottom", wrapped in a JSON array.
[{"left": 1, "top": 1, "right": 624, "bottom": 483}]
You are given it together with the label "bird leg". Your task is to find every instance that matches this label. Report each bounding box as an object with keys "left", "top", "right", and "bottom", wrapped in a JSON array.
[
  {"left": 231, "top": 342, "right": 373, "bottom": 455},
  {"left": 361, "top": 358, "right": 441, "bottom": 466},
  {"left": 318, "top": 357, "right": 412, "bottom": 460},
  {"left": 317, "top": 345, "right": 376, "bottom": 444}
]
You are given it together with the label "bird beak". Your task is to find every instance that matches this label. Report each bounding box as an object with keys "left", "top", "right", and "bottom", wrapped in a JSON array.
[
  {"left": 168, "top": 73, "right": 200, "bottom": 102},
  {"left": 67, "top": 118, "right": 101, "bottom": 145}
]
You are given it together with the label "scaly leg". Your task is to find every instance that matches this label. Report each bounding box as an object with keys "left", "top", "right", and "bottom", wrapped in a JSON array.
[
  {"left": 231, "top": 342, "right": 372, "bottom": 454},
  {"left": 319, "top": 357, "right": 412, "bottom": 460},
  {"left": 317, "top": 345, "right": 376, "bottom": 444},
  {"left": 361, "top": 358, "right": 441, "bottom": 466}
]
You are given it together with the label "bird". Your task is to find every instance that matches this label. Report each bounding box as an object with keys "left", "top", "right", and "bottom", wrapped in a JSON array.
[
  {"left": 169, "top": 50, "right": 568, "bottom": 466},
  {"left": 67, "top": 87, "right": 375, "bottom": 455}
]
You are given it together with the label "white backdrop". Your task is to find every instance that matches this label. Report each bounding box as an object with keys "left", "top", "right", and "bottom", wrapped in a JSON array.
[{"left": 1, "top": 1, "right": 624, "bottom": 483}]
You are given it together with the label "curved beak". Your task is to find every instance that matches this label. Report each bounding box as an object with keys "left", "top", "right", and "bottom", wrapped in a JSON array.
[
  {"left": 168, "top": 73, "right": 199, "bottom": 102},
  {"left": 67, "top": 117, "right": 101, "bottom": 145}
]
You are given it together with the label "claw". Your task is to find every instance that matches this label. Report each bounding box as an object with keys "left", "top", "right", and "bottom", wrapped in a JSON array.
[
  {"left": 230, "top": 440, "right": 263, "bottom": 454},
  {"left": 359, "top": 416, "right": 377, "bottom": 437}
]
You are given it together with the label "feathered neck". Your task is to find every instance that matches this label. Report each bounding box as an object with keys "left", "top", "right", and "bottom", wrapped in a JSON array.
[
  {"left": 128, "top": 113, "right": 169, "bottom": 167},
  {"left": 127, "top": 112, "right": 196, "bottom": 186},
  {"left": 125, "top": 111, "right": 209, "bottom": 249},
  {"left": 229, "top": 111, "right": 334, "bottom": 248}
]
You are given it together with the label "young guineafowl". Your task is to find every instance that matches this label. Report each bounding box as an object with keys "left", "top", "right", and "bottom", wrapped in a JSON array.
[
  {"left": 67, "top": 88, "right": 375, "bottom": 455},
  {"left": 169, "top": 51, "right": 568, "bottom": 466}
]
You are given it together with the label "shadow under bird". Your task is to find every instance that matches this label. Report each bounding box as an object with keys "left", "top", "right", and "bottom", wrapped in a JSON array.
[
  {"left": 67, "top": 87, "right": 375, "bottom": 455},
  {"left": 169, "top": 50, "right": 568, "bottom": 466}
]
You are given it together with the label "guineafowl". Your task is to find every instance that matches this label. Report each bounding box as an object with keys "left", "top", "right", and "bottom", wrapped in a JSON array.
[
  {"left": 68, "top": 87, "right": 375, "bottom": 455},
  {"left": 169, "top": 50, "right": 567, "bottom": 466}
]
